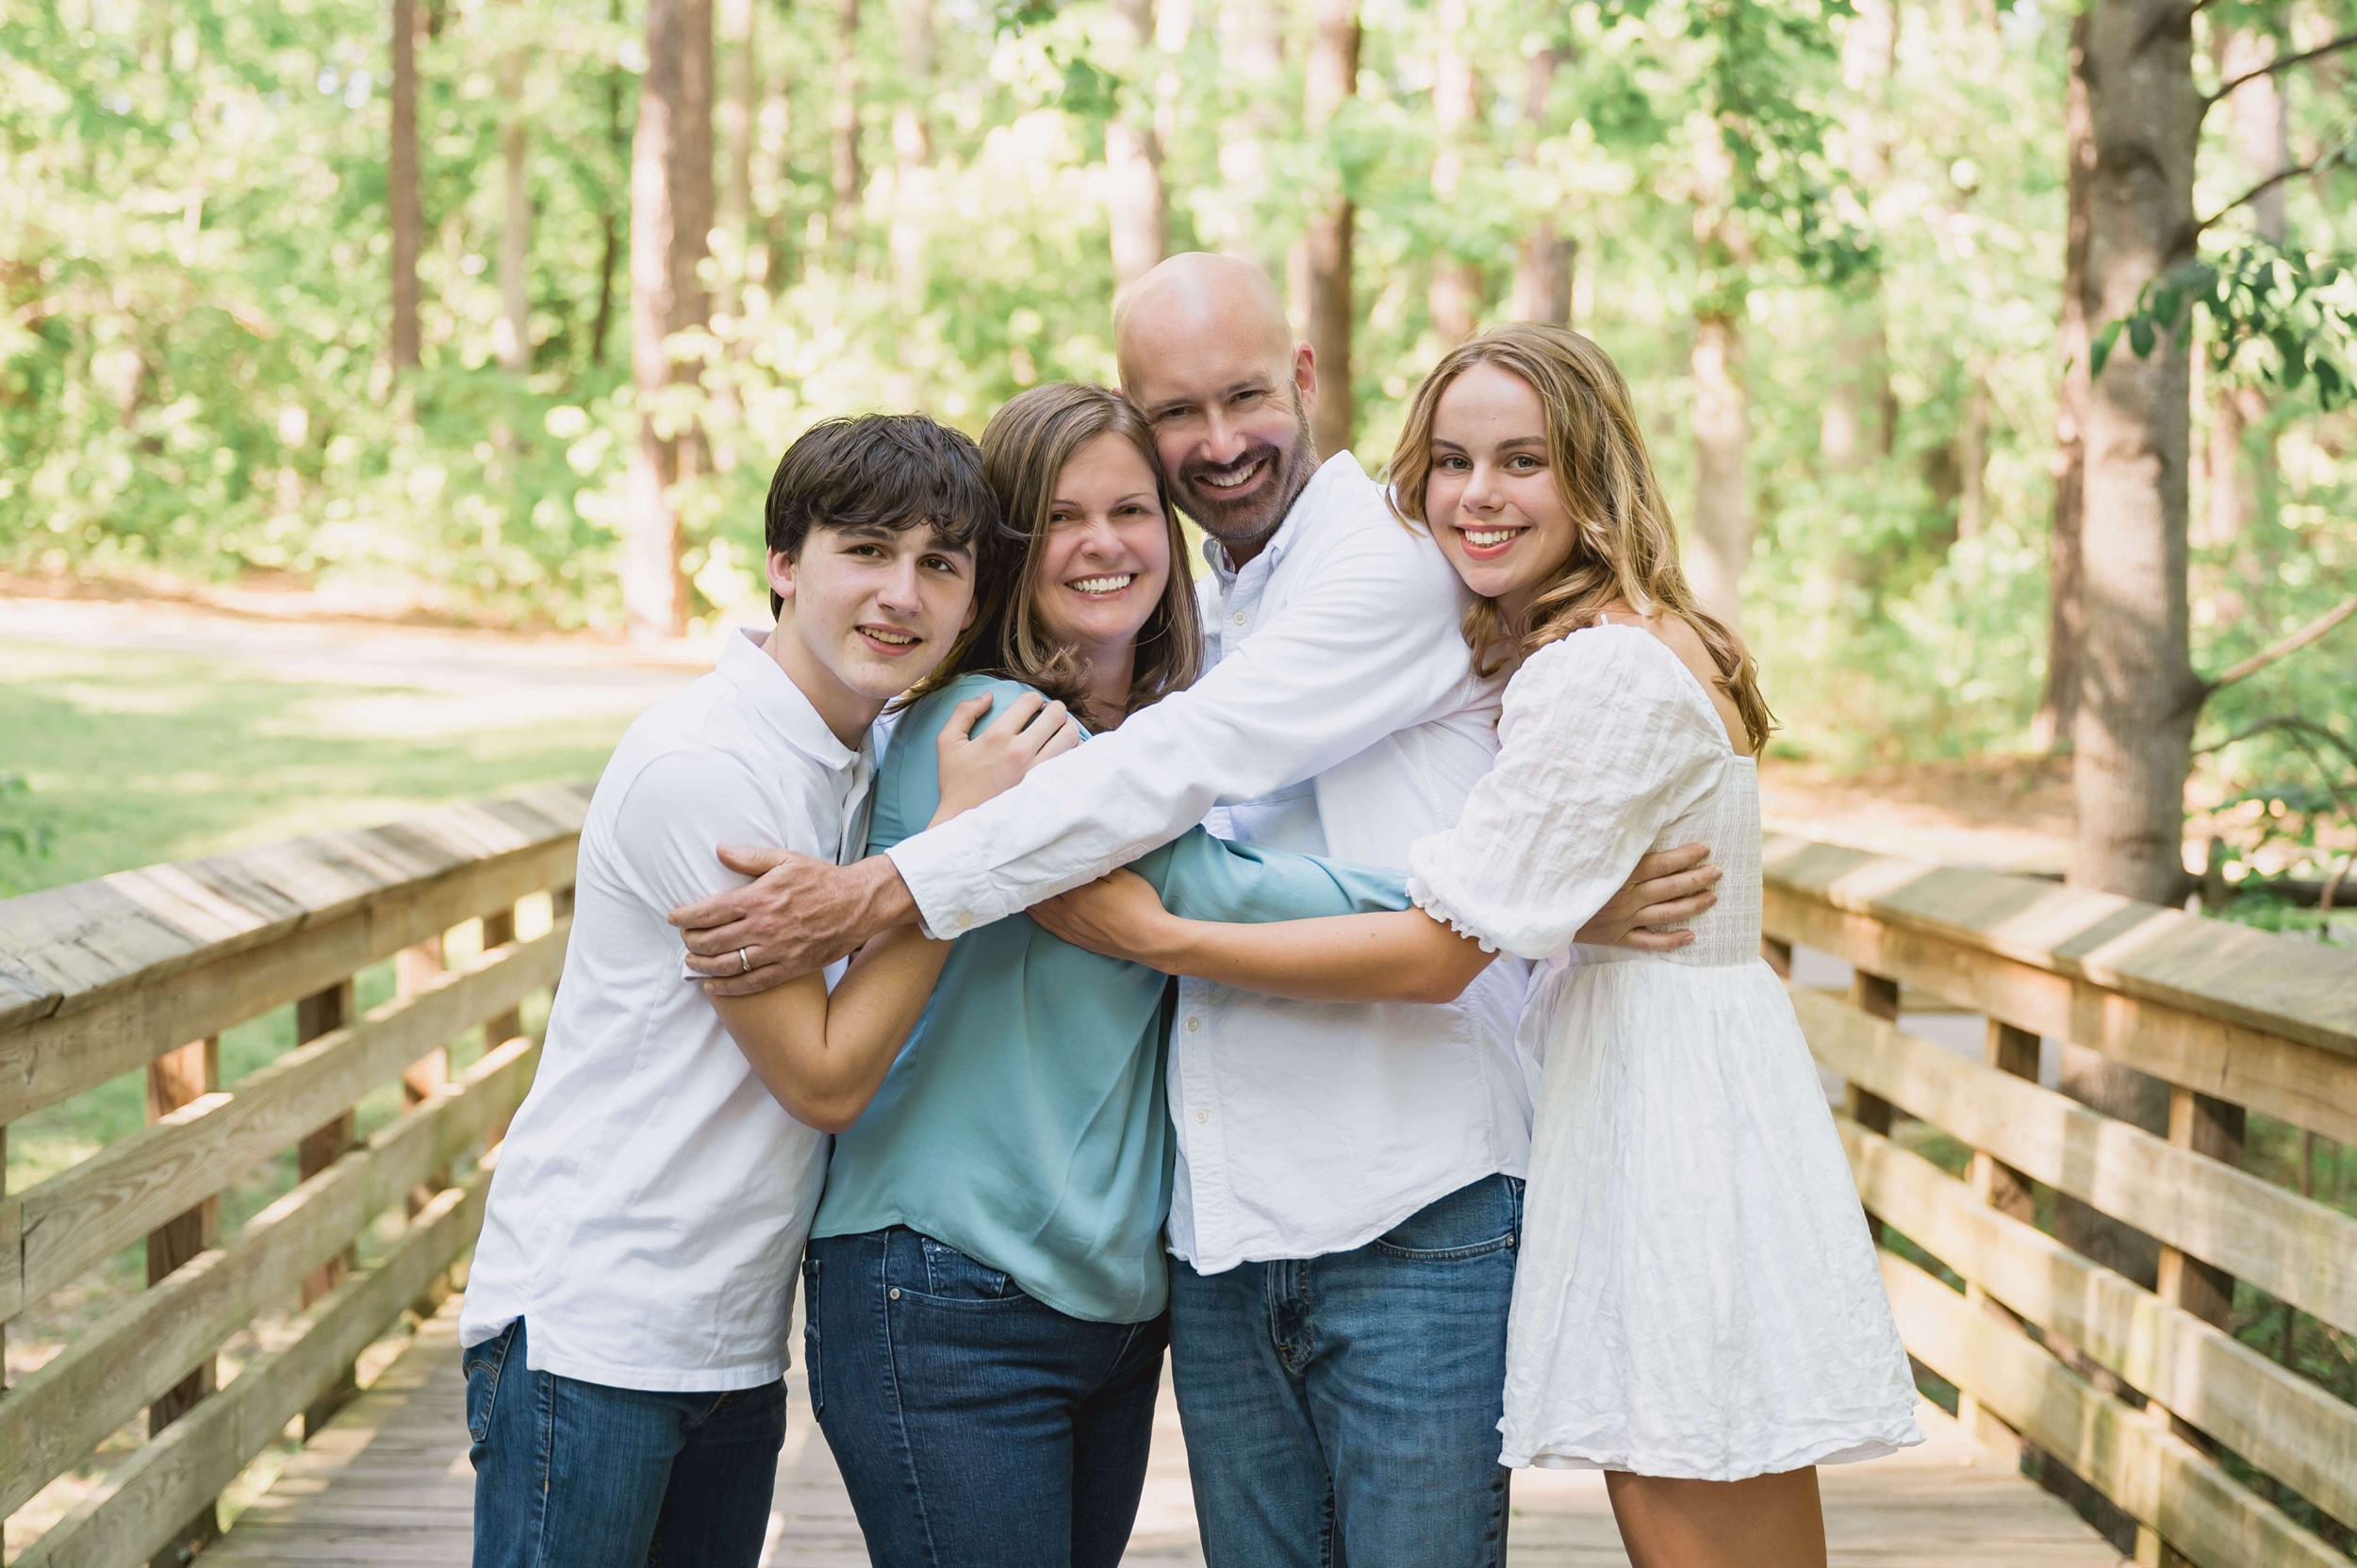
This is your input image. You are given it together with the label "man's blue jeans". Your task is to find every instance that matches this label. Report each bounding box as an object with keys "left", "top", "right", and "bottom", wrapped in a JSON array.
[
  {"left": 805, "top": 1227, "right": 1168, "bottom": 1568},
  {"left": 465, "top": 1319, "right": 785, "bottom": 1568},
  {"left": 1169, "top": 1173, "right": 1523, "bottom": 1568}
]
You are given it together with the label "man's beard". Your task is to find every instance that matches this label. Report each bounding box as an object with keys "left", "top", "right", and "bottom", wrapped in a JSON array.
[{"left": 1171, "top": 394, "right": 1322, "bottom": 558}]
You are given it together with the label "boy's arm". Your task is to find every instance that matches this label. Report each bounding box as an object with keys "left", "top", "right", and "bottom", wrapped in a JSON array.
[{"left": 706, "top": 929, "right": 949, "bottom": 1132}]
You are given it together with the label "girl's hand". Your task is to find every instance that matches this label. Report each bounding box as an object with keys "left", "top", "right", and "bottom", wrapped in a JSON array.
[
  {"left": 1031, "top": 870, "right": 1180, "bottom": 967},
  {"left": 931, "top": 691, "right": 1083, "bottom": 826}
]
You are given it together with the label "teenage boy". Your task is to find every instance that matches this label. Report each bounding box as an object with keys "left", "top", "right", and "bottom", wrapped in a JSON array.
[{"left": 458, "top": 414, "right": 1078, "bottom": 1568}]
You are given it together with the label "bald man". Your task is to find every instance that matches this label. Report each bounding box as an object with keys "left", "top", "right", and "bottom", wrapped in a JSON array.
[{"left": 671, "top": 255, "right": 1717, "bottom": 1566}]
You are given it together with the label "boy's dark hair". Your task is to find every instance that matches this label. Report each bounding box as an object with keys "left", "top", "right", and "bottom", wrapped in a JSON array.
[{"left": 762, "top": 414, "right": 1000, "bottom": 616}]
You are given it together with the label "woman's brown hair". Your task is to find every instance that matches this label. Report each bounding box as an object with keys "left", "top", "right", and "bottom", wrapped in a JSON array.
[
  {"left": 1388, "top": 322, "right": 1775, "bottom": 753},
  {"left": 902, "top": 383, "right": 1201, "bottom": 726}
]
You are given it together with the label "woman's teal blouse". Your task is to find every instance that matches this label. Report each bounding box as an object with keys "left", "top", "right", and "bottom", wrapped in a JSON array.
[{"left": 810, "top": 673, "right": 1410, "bottom": 1323}]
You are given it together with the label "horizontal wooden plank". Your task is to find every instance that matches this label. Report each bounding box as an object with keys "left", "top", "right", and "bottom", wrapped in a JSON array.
[
  {"left": 1839, "top": 1117, "right": 2357, "bottom": 1529},
  {"left": 1763, "top": 834, "right": 2357, "bottom": 1063},
  {"left": 1883, "top": 1252, "right": 2344, "bottom": 1568},
  {"left": 16, "top": 925, "right": 563, "bottom": 1306},
  {"left": 13, "top": 1170, "right": 491, "bottom": 1568},
  {"left": 1765, "top": 884, "right": 2357, "bottom": 1147},
  {"left": 0, "top": 829, "right": 579, "bottom": 1124},
  {"left": 0, "top": 784, "right": 587, "bottom": 1035},
  {"left": 1798, "top": 987, "right": 2357, "bottom": 1336},
  {"left": 0, "top": 1035, "right": 537, "bottom": 1521}
]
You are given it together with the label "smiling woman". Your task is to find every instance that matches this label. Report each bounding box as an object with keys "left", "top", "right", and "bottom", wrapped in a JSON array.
[{"left": 901, "top": 382, "right": 1202, "bottom": 734}]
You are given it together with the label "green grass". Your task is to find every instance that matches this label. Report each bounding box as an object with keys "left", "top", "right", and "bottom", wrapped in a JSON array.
[{"left": 0, "top": 636, "right": 632, "bottom": 895}]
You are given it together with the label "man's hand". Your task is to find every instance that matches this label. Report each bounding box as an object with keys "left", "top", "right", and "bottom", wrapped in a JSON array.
[
  {"left": 671, "top": 851, "right": 917, "bottom": 997},
  {"left": 1576, "top": 843, "right": 1722, "bottom": 951}
]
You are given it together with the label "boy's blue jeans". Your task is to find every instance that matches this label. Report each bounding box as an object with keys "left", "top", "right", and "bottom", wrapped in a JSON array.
[
  {"left": 1168, "top": 1173, "right": 1523, "bottom": 1568},
  {"left": 465, "top": 1319, "right": 785, "bottom": 1568}
]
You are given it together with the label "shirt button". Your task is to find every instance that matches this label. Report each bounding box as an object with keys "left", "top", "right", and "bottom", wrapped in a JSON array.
[
  {"left": 1231, "top": 611, "right": 1247, "bottom": 626},
  {"left": 1184, "top": 1016, "right": 1201, "bottom": 1032},
  {"left": 955, "top": 913, "right": 974, "bottom": 930},
  {"left": 888, "top": 1287, "right": 901, "bottom": 1300},
  {"left": 1195, "top": 1108, "right": 1209, "bottom": 1123}
]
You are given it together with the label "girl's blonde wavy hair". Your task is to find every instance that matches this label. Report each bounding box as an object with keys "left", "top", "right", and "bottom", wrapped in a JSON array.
[{"left": 1388, "top": 322, "right": 1774, "bottom": 753}]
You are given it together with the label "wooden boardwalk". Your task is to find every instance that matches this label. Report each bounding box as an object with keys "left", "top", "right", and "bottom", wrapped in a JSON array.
[{"left": 206, "top": 1296, "right": 2125, "bottom": 1567}]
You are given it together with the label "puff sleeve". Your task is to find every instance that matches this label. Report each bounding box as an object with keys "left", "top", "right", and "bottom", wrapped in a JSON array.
[{"left": 1406, "top": 626, "right": 1729, "bottom": 962}]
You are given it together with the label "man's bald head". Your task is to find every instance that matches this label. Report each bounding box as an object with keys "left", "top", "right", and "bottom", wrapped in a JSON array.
[
  {"left": 1114, "top": 253, "right": 1295, "bottom": 388},
  {"left": 1112, "top": 254, "right": 1322, "bottom": 565}
]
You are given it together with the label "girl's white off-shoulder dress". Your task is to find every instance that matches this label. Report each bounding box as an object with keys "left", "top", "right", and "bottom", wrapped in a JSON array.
[{"left": 1408, "top": 624, "right": 1922, "bottom": 1481}]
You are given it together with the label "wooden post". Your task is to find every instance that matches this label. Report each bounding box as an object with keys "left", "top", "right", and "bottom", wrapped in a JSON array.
[
  {"left": 296, "top": 979, "right": 360, "bottom": 1439},
  {"left": 1847, "top": 970, "right": 1899, "bottom": 1246},
  {"left": 482, "top": 906, "right": 525, "bottom": 1050},
  {"left": 400, "top": 933, "right": 452, "bottom": 1215},
  {"left": 1959, "top": 1019, "right": 2040, "bottom": 1468},
  {"left": 2133, "top": 1084, "right": 2245, "bottom": 1565},
  {"left": 144, "top": 1034, "right": 223, "bottom": 1565}
]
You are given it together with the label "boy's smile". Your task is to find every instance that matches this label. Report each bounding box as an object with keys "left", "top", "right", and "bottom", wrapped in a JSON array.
[{"left": 768, "top": 522, "right": 979, "bottom": 746}]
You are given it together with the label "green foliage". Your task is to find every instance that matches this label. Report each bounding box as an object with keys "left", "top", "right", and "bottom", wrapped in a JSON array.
[{"left": 2095, "top": 240, "right": 2357, "bottom": 406}]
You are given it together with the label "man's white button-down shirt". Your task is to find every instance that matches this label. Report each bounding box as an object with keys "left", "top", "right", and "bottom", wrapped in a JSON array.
[{"left": 886, "top": 454, "right": 1532, "bottom": 1273}]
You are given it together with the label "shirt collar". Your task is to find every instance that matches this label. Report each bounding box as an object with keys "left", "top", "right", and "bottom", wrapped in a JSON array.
[
  {"left": 1200, "top": 449, "right": 1366, "bottom": 588},
  {"left": 717, "top": 628, "right": 870, "bottom": 777}
]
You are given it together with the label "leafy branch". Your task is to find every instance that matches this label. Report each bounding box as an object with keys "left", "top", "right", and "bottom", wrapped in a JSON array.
[
  {"left": 2206, "top": 28, "right": 2357, "bottom": 107},
  {"left": 2091, "top": 241, "right": 2357, "bottom": 407}
]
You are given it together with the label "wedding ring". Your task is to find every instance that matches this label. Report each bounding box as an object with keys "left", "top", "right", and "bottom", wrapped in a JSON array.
[{"left": 737, "top": 947, "right": 752, "bottom": 974}]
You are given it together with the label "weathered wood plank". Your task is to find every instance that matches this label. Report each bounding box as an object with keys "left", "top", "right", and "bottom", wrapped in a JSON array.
[
  {"left": 15, "top": 925, "right": 563, "bottom": 1304},
  {"left": 0, "top": 1037, "right": 536, "bottom": 1521},
  {"left": 0, "top": 827, "right": 580, "bottom": 1124},
  {"left": 13, "top": 1171, "right": 490, "bottom": 1568},
  {"left": 1796, "top": 987, "right": 2357, "bottom": 1335},
  {"left": 1763, "top": 884, "right": 2357, "bottom": 1146},
  {"left": 1839, "top": 1117, "right": 2357, "bottom": 1530},
  {"left": 0, "top": 787, "right": 585, "bottom": 1031},
  {"left": 1762, "top": 835, "right": 2357, "bottom": 1061}
]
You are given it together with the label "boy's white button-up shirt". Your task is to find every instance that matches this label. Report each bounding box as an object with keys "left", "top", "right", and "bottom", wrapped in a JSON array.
[
  {"left": 886, "top": 454, "right": 1532, "bottom": 1273},
  {"left": 460, "top": 630, "right": 873, "bottom": 1391}
]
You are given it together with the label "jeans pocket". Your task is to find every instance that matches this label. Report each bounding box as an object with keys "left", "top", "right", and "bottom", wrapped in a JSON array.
[
  {"left": 1372, "top": 1175, "right": 1523, "bottom": 1261},
  {"left": 800, "top": 1255, "right": 824, "bottom": 1420},
  {"left": 462, "top": 1321, "right": 519, "bottom": 1445},
  {"left": 912, "top": 1234, "right": 1021, "bottom": 1305}
]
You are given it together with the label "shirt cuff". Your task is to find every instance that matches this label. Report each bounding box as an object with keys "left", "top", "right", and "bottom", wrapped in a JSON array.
[{"left": 884, "top": 830, "right": 1004, "bottom": 941}]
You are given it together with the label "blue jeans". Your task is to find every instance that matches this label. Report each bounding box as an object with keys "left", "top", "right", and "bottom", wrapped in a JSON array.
[
  {"left": 806, "top": 1227, "right": 1169, "bottom": 1568},
  {"left": 465, "top": 1319, "right": 785, "bottom": 1568},
  {"left": 1169, "top": 1173, "right": 1523, "bottom": 1568}
]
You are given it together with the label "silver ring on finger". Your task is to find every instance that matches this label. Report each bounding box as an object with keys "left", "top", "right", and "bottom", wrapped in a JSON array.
[{"left": 737, "top": 946, "right": 752, "bottom": 974}]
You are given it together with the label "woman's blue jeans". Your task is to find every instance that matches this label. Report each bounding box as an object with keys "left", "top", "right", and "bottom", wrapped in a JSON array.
[
  {"left": 805, "top": 1227, "right": 1169, "bottom": 1568},
  {"left": 464, "top": 1319, "right": 785, "bottom": 1568}
]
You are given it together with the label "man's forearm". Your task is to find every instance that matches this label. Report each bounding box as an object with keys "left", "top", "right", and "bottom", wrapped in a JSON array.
[{"left": 843, "top": 854, "right": 920, "bottom": 943}]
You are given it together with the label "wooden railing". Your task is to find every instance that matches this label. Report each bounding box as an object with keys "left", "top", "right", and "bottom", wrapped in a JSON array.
[
  {"left": 0, "top": 785, "right": 589, "bottom": 1568},
  {"left": 1765, "top": 834, "right": 2357, "bottom": 1568}
]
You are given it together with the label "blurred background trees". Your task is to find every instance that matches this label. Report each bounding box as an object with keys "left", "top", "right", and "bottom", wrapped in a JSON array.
[{"left": 2, "top": 0, "right": 2354, "bottom": 912}]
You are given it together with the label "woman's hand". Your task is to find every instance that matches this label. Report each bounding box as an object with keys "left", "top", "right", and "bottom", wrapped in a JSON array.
[
  {"left": 931, "top": 691, "right": 1084, "bottom": 826},
  {"left": 1031, "top": 870, "right": 1181, "bottom": 967}
]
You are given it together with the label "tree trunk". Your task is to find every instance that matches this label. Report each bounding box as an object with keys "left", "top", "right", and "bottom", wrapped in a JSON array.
[
  {"left": 1955, "top": 372, "right": 1988, "bottom": 539},
  {"left": 626, "top": 0, "right": 715, "bottom": 641},
  {"left": 2069, "top": 0, "right": 2202, "bottom": 904},
  {"left": 830, "top": 0, "right": 862, "bottom": 249},
  {"left": 1511, "top": 45, "right": 1572, "bottom": 325},
  {"left": 889, "top": 0, "right": 934, "bottom": 298},
  {"left": 1688, "top": 311, "right": 1750, "bottom": 630},
  {"left": 496, "top": 50, "right": 532, "bottom": 374},
  {"left": 1105, "top": 0, "right": 1166, "bottom": 289},
  {"left": 2033, "top": 8, "right": 2096, "bottom": 756},
  {"left": 590, "top": 7, "right": 626, "bottom": 369},
  {"left": 389, "top": 0, "right": 422, "bottom": 371},
  {"left": 1300, "top": 0, "right": 1359, "bottom": 456},
  {"left": 1821, "top": 0, "right": 1896, "bottom": 467},
  {"left": 1426, "top": 0, "right": 1478, "bottom": 345}
]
